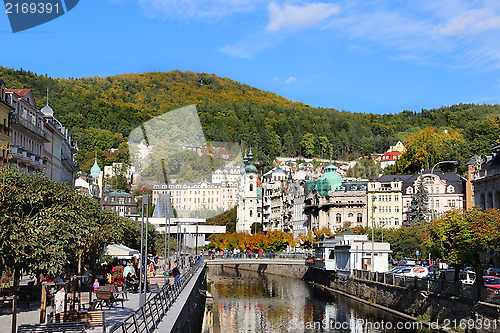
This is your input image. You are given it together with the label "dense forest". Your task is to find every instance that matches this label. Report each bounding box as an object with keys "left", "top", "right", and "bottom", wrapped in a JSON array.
[{"left": 1, "top": 66, "right": 500, "bottom": 174}]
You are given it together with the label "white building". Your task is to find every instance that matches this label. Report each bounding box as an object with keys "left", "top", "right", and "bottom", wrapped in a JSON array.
[
  {"left": 236, "top": 151, "right": 261, "bottom": 233},
  {"left": 313, "top": 232, "right": 391, "bottom": 273}
]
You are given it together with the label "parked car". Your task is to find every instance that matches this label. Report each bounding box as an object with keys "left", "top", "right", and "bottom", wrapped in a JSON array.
[
  {"left": 388, "top": 266, "right": 406, "bottom": 274},
  {"left": 484, "top": 276, "right": 500, "bottom": 297},
  {"left": 439, "top": 270, "right": 476, "bottom": 284},
  {"left": 486, "top": 268, "right": 500, "bottom": 277},
  {"left": 398, "top": 258, "right": 416, "bottom": 266},
  {"left": 396, "top": 266, "right": 429, "bottom": 278}
]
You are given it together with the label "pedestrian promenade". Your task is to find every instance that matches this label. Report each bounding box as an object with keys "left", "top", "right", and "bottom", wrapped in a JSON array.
[{"left": 0, "top": 290, "right": 145, "bottom": 332}]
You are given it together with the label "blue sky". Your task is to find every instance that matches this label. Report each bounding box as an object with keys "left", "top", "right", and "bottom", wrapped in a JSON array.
[{"left": 2, "top": 0, "right": 500, "bottom": 115}]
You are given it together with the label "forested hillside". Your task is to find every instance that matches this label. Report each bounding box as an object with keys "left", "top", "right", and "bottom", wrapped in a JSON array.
[{"left": 1, "top": 66, "right": 499, "bottom": 173}]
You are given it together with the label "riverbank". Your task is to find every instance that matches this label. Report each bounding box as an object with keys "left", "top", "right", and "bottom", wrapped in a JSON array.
[{"left": 209, "top": 262, "right": 500, "bottom": 333}]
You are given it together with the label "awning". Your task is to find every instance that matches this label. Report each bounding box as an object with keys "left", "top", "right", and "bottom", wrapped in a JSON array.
[{"left": 104, "top": 244, "right": 140, "bottom": 259}]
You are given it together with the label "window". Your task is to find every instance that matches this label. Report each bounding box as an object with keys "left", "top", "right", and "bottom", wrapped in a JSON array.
[
  {"left": 394, "top": 196, "right": 399, "bottom": 201},
  {"left": 357, "top": 213, "right": 362, "bottom": 223},
  {"left": 395, "top": 206, "right": 399, "bottom": 213},
  {"left": 336, "top": 213, "right": 341, "bottom": 223},
  {"left": 250, "top": 210, "right": 253, "bottom": 217},
  {"left": 250, "top": 184, "right": 253, "bottom": 191},
  {"left": 394, "top": 218, "right": 399, "bottom": 225}
]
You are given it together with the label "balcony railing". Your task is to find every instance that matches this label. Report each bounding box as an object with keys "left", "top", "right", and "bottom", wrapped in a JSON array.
[{"left": 9, "top": 113, "right": 49, "bottom": 141}]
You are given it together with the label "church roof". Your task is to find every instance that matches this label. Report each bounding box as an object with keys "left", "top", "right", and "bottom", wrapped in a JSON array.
[
  {"left": 316, "top": 163, "right": 343, "bottom": 196},
  {"left": 90, "top": 156, "right": 102, "bottom": 177}
]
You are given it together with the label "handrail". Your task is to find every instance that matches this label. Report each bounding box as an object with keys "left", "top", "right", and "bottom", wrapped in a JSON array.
[
  {"left": 109, "top": 260, "right": 205, "bottom": 333},
  {"left": 206, "top": 252, "right": 309, "bottom": 260}
]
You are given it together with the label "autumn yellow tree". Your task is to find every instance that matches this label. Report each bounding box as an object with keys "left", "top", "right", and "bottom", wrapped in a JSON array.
[{"left": 395, "top": 127, "right": 468, "bottom": 174}]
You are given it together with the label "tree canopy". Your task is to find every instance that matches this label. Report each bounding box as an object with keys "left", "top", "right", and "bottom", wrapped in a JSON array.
[
  {"left": 0, "top": 167, "right": 162, "bottom": 281},
  {"left": 428, "top": 209, "right": 500, "bottom": 284},
  {"left": 1, "top": 67, "right": 500, "bottom": 175}
]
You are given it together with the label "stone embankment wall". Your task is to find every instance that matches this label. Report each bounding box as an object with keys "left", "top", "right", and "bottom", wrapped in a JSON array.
[
  {"left": 304, "top": 268, "right": 500, "bottom": 333},
  {"left": 210, "top": 262, "right": 500, "bottom": 332},
  {"left": 207, "top": 262, "right": 308, "bottom": 279}
]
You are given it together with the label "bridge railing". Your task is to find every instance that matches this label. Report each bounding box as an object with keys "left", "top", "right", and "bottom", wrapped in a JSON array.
[
  {"left": 206, "top": 252, "right": 309, "bottom": 260},
  {"left": 109, "top": 260, "right": 205, "bottom": 333}
]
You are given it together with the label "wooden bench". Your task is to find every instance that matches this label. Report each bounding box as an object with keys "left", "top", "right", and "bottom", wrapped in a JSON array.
[
  {"left": 50, "top": 311, "right": 106, "bottom": 332},
  {"left": 98, "top": 284, "right": 126, "bottom": 299},
  {"left": 93, "top": 290, "right": 124, "bottom": 310},
  {"left": 17, "top": 321, "right": 86, "bottom": 333}
]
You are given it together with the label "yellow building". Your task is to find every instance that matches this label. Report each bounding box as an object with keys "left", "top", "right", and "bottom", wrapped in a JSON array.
[
  {"left": 0, "top": 80, "right": 13, "bottom": 162},
  {"left": 388, "top": 140, "right": 406, "bottom": 153},
  {"left": 367, "top": 176, "right": 404, "bottom": 228}
]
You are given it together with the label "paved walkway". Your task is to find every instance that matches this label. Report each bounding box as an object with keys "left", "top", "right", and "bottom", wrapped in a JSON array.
[{"left": 0, "top": 291, "right": 145, "bottom": 332}]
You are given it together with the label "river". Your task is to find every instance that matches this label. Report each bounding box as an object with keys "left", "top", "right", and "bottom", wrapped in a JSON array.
[{"left": 202, "top": 266, "right": 426, "bottom": 333}]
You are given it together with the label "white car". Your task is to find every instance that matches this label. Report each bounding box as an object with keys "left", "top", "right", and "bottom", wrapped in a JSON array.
[{"left": 396, "top": 266, "right": 429, "bottom": 278}]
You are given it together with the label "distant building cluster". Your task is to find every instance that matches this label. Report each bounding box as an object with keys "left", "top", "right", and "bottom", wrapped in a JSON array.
[
  {"left": 0, "top": 80, "right": 77, "bottom": 185},
  {"left": 236, "top": 146, "right": 478, "bottom": 237}
]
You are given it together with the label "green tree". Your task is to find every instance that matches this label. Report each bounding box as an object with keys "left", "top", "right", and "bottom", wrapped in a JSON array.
[
  {"left": 428, "top": 209, "right": 500, "bottom": 284},
  {"left": 346, "top": 157, "right": 382, "bottom": 179},
  {"left": 408, "top": 177, "right": 429, "bottom": 225},
  {"left": 300, "top": 133, "right": 316, "bottom": 158},
  {"left": 0, "top": 167, "right": 124, "bottom": 284},
  {"left": 250, "top": 222, "right": 263, "bottom": 234}
]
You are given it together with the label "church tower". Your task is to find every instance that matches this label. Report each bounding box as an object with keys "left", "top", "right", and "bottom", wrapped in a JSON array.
[{"left": 236, "top": 150, "right": 261, "bottom": 233}]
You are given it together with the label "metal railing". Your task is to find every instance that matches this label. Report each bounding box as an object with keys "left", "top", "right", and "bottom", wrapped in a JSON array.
[
  {"left": 352, "top": 269, "right": 498, "bottom": 305},
  {"left": 109, "top": 260, "right": 205, "bottom": 333},
  {"left": 207, "top": 252, "right": 309, "bottom": 260}
]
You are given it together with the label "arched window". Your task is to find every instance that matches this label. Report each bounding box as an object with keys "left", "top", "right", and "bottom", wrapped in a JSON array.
[
  {"left": 336, "top": 213, "right": 341, "bottom": 223},
  {"left": 357, "top": 213, "right": 362, "bottom": 223},
  {"left": 348, "top": 213, "right": 354, "bottom": 222},
  {"left": 250, "top": 184, "right": 253, "bottom": 191},
  {"left": 250, "top": 210, "right": 253, "bottom": 217}
]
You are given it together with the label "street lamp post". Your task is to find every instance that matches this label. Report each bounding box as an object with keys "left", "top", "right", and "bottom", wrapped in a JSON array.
[
  {"left": 371, "top": 195, "right": 376, "bottom": 271},
  {"left": 430, "top": 161, "right": 458, "bottom": 220},
  {"left": 139, "top": 194, "right": 149, "bottom": 307}
]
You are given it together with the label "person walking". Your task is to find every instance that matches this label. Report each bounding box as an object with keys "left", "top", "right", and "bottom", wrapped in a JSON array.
[{"left": 54, "top": 285, "right": 65, "bottom": 322}]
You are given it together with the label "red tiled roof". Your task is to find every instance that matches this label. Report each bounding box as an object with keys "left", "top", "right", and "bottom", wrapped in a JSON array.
[
  {"left": 6, "top": 88, "right": 31, "bottom": 97},
  {"left": 381, "top": 150, "right": 402, "bottom": 161}
]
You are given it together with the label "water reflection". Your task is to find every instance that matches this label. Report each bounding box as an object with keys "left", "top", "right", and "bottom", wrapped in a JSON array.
[{"left": 203, "top": 266, "right": 426, "bottom": 333}]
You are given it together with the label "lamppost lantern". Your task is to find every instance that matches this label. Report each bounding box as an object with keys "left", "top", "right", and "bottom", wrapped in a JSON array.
[
  {"left": 371, "top": 195, "right": 377, "bottom": 271},
  {"left": 430, "top": 160, "right": 458, "bottom": 220}
]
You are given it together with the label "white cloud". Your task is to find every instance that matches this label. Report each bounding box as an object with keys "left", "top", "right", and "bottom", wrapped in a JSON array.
[
  {"left": 220, "top": 45, "right": 252, "bottom": 59},
  {"left": 436, "top": 9, "right": 500, "bottom": 36},
  {"left": 266, "top": 2, "right": 340, "bottom": 31},
  {"left": 319, "top": 0, "right": 500, "bottom": 69},
  {"left": 137, "top": 0, "right": 260, "bottom": 18},
  {"left": 285, "top": 76, "right": 297, "bottom": 83}
]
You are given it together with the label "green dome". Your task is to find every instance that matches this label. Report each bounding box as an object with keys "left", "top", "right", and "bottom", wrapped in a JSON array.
[
  {"left": 90, "top": 157, "right": 102, "bottom": 177},
  {"left": 316, "top": 163, "right": 343, "bottom": 196}
]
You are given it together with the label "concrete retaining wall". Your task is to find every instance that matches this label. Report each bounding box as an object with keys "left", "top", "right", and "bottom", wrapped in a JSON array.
[
  {"left": 207, "top": 263, "right": 308, "bottom": 279},
  {"left": 306, "top": 268, "right": 500, "bottom": 333},
  {"left": 209, "top": 262, "right": 500, "bottom": 332},
  {"left": 157, "top": 264, "right": 207, "bottom": 333}
]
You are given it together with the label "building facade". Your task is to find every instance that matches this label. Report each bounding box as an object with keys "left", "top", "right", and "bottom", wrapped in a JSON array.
[
  {"left": 236, "top": 151, "right": 262, "bottom": 233},
  {"left": 102, "top": 190, "right": 138, "bottom": 217},
  {"left": 402, "top": 170, "right": 466, "bottom": 223},
  {"left": 0, "top": 81, "right": 13, "bottom": 163},
  {"left": 474, "top": 144, "right": 500, "bottom": 210},
  {"left": 5, "top": 88, "right": 48, "bottom": 173},
  {"left": 367, "top": 176, "right": 403, "bottom": 228},
  {"left": 304, "top": 164, "right": 368, "bottom": 233}
]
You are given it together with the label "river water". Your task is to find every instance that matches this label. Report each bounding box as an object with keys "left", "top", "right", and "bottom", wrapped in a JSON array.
[{"left": 202, "top": 266, "right": 426, "bottom": 333}]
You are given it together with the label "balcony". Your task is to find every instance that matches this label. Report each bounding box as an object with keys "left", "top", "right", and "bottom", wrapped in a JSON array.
[
  {"left": 9, "top": 113, "right": 49, "bottom": 142},
  {"left": 0, "top": 123, "right": 10, "bottom": 137}
]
